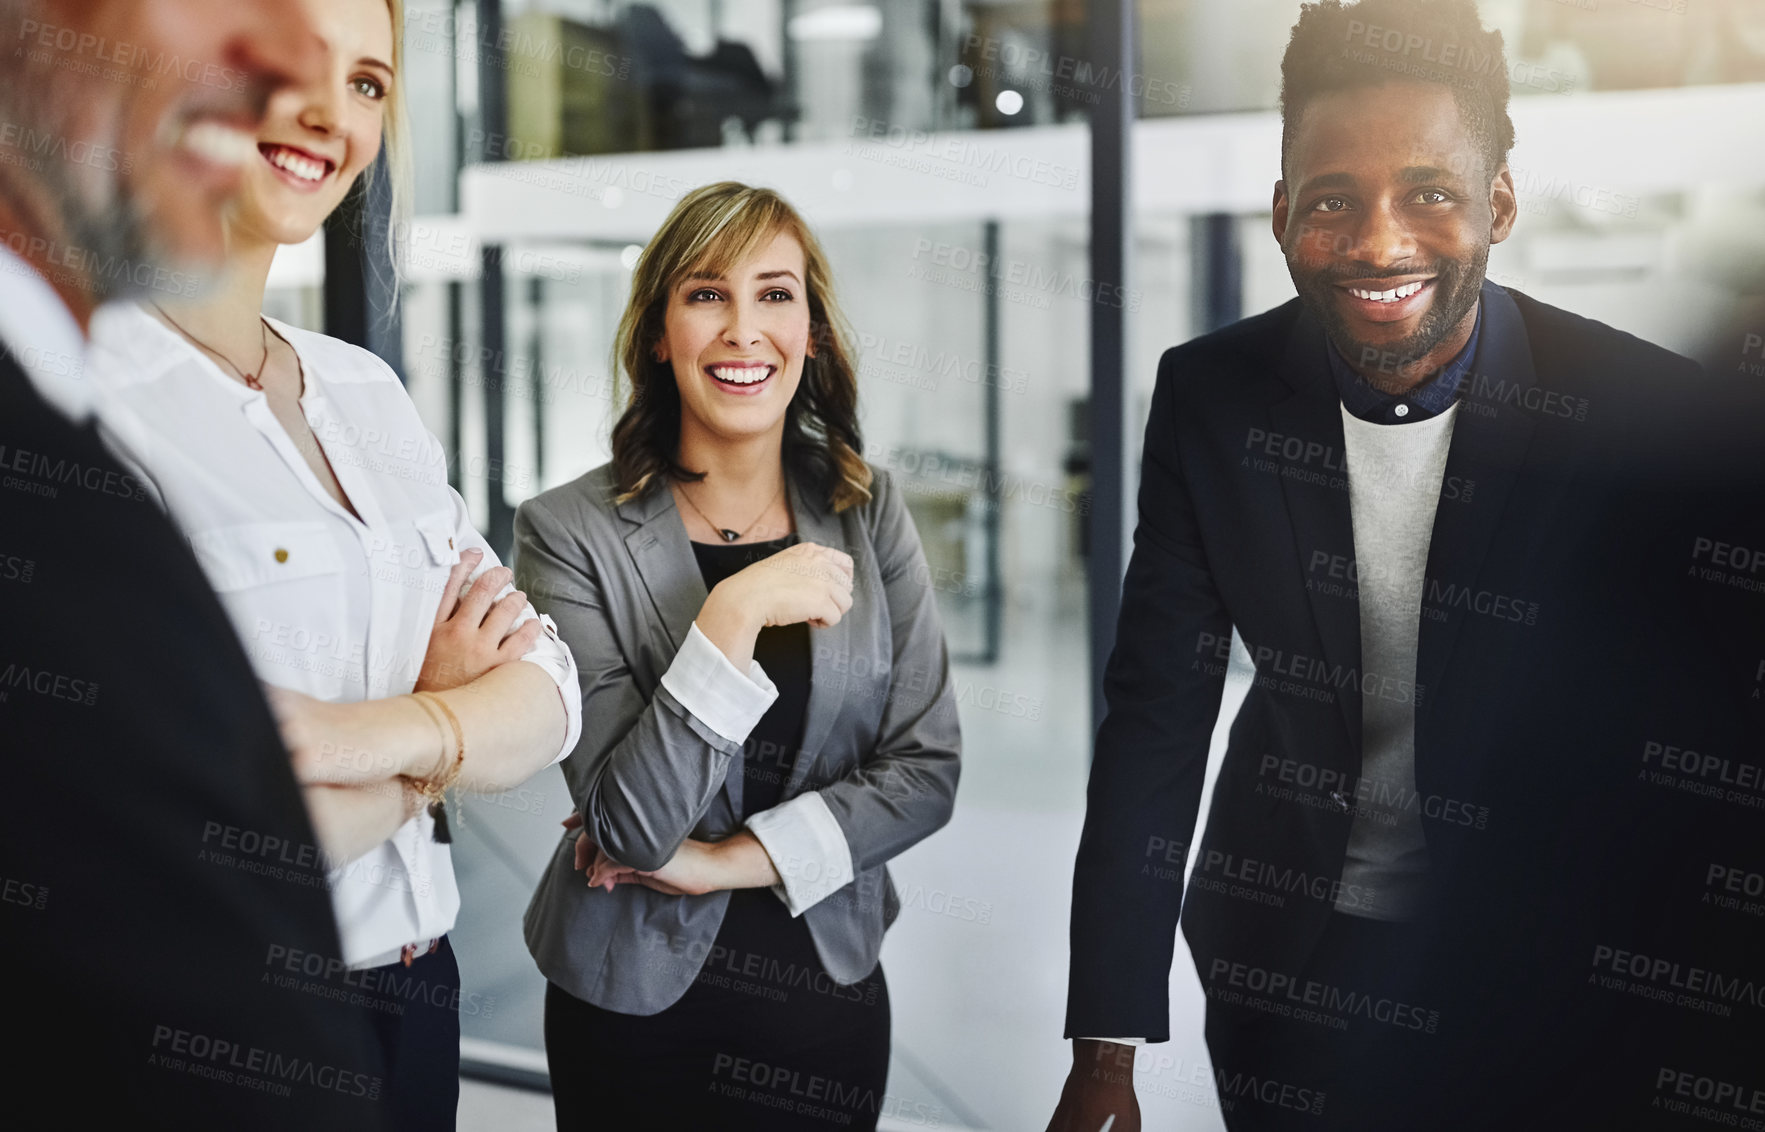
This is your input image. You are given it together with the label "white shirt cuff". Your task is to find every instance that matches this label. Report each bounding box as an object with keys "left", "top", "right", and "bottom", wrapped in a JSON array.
[
  {"left": 658, "top": 621, "right": 778, "bottom": 746},
  {"left": 1079, "top": 1037, "right": 1147, "bottom": 1045},
  {"left": 656, "top": 618, "right": 780, "bottom": 741},
  {"left": 744, "top": 791, "right": 855, "bottom": 917},
  {"left": 522, "top": 611, "right": 582, "bottom": 766}
]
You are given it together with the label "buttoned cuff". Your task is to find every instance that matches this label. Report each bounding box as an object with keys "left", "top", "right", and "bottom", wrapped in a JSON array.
[
  {"left": 517, "top": 612, "right": 583, "bottom": 766},
  {"left": 744, "top": 792, "right": 854, "bottom": 917},
  {"left": 1079, "top": 1037, "right": 1147, "bottom": 1045},
  {"left": 658, "top": 621, "right": 778, "bottom": 745}
]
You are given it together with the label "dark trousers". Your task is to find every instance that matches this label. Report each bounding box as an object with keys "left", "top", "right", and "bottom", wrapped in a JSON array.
[
  {"left": 360, "top": 935, "right": 462, "bottom": 1132},
  {"left": 544, "top": 966, "right": 891, "bottom": 1131},
  {"left": 1203, "top": 913, "right": 1435, "bottom": 1131}
]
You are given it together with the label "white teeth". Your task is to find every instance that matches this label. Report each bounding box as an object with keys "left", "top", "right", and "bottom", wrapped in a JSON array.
[
  {"left": 266, "top": 147, "right": 326, "bottom": 183},
  {"left": 179, "top": 121, "right": 256, "bottom": 168},
  {"left": 712, "top": 366, "right": 770, "bottom": 385},
  {"left": 1350, "top": 280, "right": 1425, "bottom": 303}
]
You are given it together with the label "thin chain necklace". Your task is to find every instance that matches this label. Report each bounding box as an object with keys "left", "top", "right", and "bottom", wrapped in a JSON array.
[
  {"left": 678, "top": 478, "right": 784, "bottom": 543},
  {"left": 153, "top": 303, "right": 272, "bottom": 391}
]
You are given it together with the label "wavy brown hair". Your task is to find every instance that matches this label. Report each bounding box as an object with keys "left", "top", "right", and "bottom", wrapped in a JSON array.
[{"left": 610, "top": 181, "right": 871, "bottom": 512}]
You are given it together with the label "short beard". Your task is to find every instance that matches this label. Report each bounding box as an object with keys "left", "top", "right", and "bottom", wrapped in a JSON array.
[
  {"left": 1287, "top": 241, "right": 1488, "bottom": 391},
  {"left": 0, "top": 13, "right": 212, "bottom": 307}
]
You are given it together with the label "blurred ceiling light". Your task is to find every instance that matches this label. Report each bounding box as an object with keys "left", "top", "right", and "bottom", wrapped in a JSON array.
[
  {"left": 620, "top": 245, "right": 643, "bottom": 271},
  {"left": 788, "top": 6, "right": 883, "bottom": 42},
  {"left": 995, "top": 89, "right": 1024, "bottom": 115}
]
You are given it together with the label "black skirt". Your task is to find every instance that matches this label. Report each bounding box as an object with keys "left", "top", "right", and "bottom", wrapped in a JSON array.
[{"left": 545, "top": 891, "right": 890, "bottom": 1131}]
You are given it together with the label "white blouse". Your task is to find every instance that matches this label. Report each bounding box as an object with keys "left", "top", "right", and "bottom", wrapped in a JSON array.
[{"left": 85, "top": 302, "right": 583, "bottom": 969}]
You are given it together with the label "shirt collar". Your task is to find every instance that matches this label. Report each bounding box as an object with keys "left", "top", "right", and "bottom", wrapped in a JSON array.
[
  {"left": 0, "top": 244, "right": 90, "bottom": 421},
  {"left": 1327, "top": 300, "right": 1483, "bottom": 425}
]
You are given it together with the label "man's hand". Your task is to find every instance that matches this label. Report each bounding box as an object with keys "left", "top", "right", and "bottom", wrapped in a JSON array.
[{"left": 1044, "top": 1040, "right": 1142, "bottom": 1132}]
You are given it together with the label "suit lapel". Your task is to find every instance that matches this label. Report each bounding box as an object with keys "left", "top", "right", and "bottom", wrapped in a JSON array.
[
  {"left": 1271, "top": 312, "right": 1364, "bottom": 753},
  {"left": 786, "top": 472, "right": 852, "bottom": 795},
  {"left": 619, "top": 481, "right": 742, "bottom": 816},
  {"left": 1415, "top": 284, "right": 1538, "bottom": 738},
  {"left": 618, "top": 483, "right": 706, "bottom": 655}
]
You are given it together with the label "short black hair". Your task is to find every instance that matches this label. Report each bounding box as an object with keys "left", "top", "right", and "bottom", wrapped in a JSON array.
[{"left": 1280, "top": 0, "right": 1516, "bottom": 183}]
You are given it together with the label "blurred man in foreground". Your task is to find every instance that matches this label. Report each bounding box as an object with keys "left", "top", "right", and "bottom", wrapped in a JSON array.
[{"left": 0, "top": 2, "right": 388, "bottom": 1126}]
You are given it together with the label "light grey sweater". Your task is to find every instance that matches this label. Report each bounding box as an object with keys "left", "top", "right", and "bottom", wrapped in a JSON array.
[{"left": 1333, "top": 402, "right": 1460, "bottom": 921}]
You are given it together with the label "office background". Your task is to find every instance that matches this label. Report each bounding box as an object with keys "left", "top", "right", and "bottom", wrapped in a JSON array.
[{"left": 271, "top": 0, "right": 1765, "bottom": 1126}]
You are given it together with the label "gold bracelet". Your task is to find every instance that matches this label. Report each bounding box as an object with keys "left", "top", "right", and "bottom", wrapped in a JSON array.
[{"left": 408, "top": 691, "right": 466, "bottom": 842}]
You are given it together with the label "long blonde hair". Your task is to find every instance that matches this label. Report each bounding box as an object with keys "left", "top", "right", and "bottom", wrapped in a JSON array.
[
  {"left": 610, "top": 181, "right": 871, "bottom": 512},
  {"left": 374, "top": 0, "right": 412, "bottom": 291}
]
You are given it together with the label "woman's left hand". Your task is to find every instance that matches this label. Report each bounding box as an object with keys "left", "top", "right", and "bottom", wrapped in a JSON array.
[{"left": 562, "top": 813, "right": 723, "bottom": 896}]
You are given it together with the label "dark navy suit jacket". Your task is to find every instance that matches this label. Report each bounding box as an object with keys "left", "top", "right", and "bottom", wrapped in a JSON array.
[
  {"left": 0, "top": 349, "right": 386, "bottom": 1130},
  {"left": 1066, "top": 281, "right": 1763, "bottom": 1121}
]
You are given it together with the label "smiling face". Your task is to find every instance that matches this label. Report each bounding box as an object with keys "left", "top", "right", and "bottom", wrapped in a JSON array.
[
  {"left": 229, "top": 0, "right": 395, "bottom": 248},
  {"left": 1273, "top": 81, "right": 1516, "bottom": 389},
  {"left": 11, "top": 0, "right": 323, "bottom": 306},
  {"left": 656, "top": 229, "right": 815, "bottom": 448}
]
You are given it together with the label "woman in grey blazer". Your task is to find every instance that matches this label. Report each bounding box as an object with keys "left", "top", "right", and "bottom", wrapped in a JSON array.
[{"left": 514, "top": 181, "right": 961, "bottom": 1130}]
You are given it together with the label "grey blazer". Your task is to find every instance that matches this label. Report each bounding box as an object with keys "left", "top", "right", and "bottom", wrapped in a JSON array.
[{"left": 514, "top": 460, "right": 962, "bottom": 1015}]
